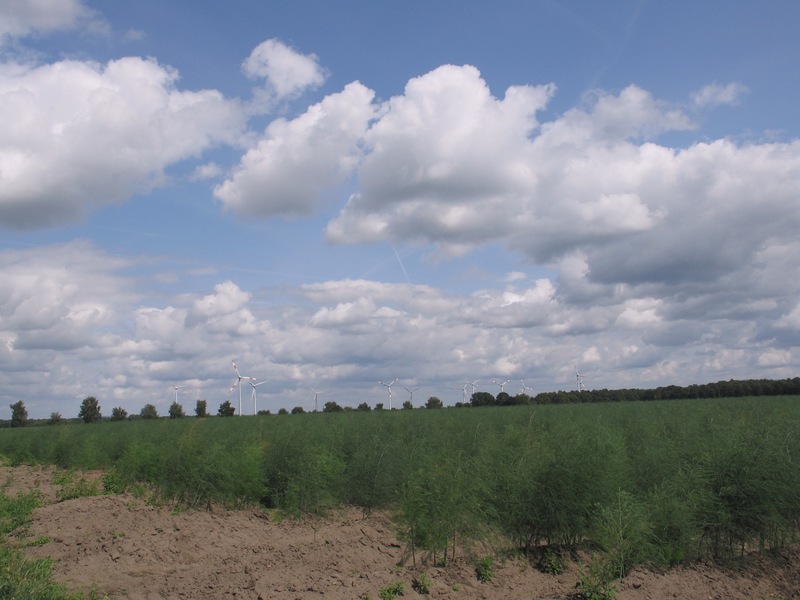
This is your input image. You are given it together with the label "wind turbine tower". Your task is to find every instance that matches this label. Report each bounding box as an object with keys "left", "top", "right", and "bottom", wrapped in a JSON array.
[
  {"left": 229, "top": 360, "right": 256, "bottom": 416},
  {"left": 379, "top": 378, "right": 399, "bottom": 409},
  {"left": 575, "top": 363, "right": 587, "bottom": 392},
  {"left": 312, "top": 388, "right": 322, "bottom": 412},
  {"left": 520, "top": 380, "right": 533, "bottom": 395},
  {"left": 249, "top": 380, "right": 268, "bottom": 415},
  {"left": 171, "top": 384, "right": 185, "bottom": 404},
  {"left": 404, "top": 386, "right": 420, "bottom": 405},
  {"left": 456, "top": 383, "right": 469, "bottom": 404}
]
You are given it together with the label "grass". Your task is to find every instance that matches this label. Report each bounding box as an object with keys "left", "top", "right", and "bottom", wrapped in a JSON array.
[
  {"left": 0, "top": 396, "right": 798, "bottom": 583},
  {"left": 0, "top": 486, "right": 106, "bottom": 599}
]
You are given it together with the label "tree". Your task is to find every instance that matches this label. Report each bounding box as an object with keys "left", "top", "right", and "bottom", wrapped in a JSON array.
[
  {"left": 169, "top": 401, "right": 185, "bottom": 419},
  {"left": 79, "top": 396, "right": 101, "bottom": 423},
  {"left": 278, "top": 407, "right": 288, "bottom": 415},
  {"left": 375, "top": 403, "right": 384, "bottom": 411},
  {"left": 195, "top": 399, "right": 208, "bottom": 418},
  {"left": 357, "top": 402, "right": 371, "bottom": 411},
  {"left": 470, "top": 391, "right": 496, "bottom": 408},
  {"left": 140, "top": 403, "right": 159, "bottom": 419},
  {"left": 323, "top": 401, "right": 343, "bottom": 413},
  {"left": 291, "top": 406, "right": 305, "bottom": 414},
  {"left": 425, "top": 396, "right": 443, "bottom": 409},
  {"left": 218, "top": 400, "right": 235, "bottom": 417},
  {"left": 48, "top": 412, "right": 63, "bottom": 425},
  {"left": 402, "top": 400, "right": 414, "bottom": 410},
  {"left": 9, "top": 401, "right": 27, "bottom": 428},
  {"left": 110, "top": 407, "right": 128, "bottom": 421},
  {"left": 496, "top": 391, "right": 512, "bottom": 406}
]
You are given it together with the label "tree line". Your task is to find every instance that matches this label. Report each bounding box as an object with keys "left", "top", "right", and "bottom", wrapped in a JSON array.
[{"left": 5, "top": 377, "right": 800, "bottom": 427}]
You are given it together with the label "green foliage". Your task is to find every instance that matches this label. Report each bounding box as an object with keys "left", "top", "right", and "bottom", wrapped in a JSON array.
[
  {"left": 217, "top": 400, "right": 235, "bottom": 417},
  {"left": 140, "top": 404, "right": 159, "bottom": 419},
  {"left": 576, "top": 557, "right": 617, "bottom": 600},
  {"left": 0, "top": 487, "right": 104, "bottom": 599},
  {"left": 0, "top": 490, "right": 41, "bottom": 535},
  {"left": 323, "top": 401, "right": 343, "bottom": 412},
  {"left": 9, "top": 401, "right": 27, "bottom": 428},
  {"left": 101, "top": 469, "right": 127, "bottom": 495},
  {"left": 538, "top": 547, "right": 567, "bottom": 575},
  {"left": 411, "top": 571, "right": 431, "bottom": 594},
  {"left": 357, "top": 402, "right": 371, "bottom": 411},
  {"left": 592, "top": 490, "right": 653, "bottom": 579},
  {"left": 1, "top": 396, "right": 800, "bottom": 578},
  {"left": 47, "top": 412, "right": 63, "bottom": 425},
  {"left": 78, "top": 396, "right": 101, "bottom": 423},
  {"left": 110, "top": 407, "right": 127, "bottom": 422},
  {"left": 402, "top": 400, "right": 413, "bottom": 410},
  {"left": 470, "top": 391, "right": 495, "bottom": 407},
  {"left": 168, "top": 402, "right": 185, "bottom": 419},
  {"left": 424, "top": 397, "right": 443, "bottom": 409},
  {"left": 52, "top": 470, "right": 101, "bottom": 502},
  {"left": 396, "top": 448, "right": 483, "bottom": 566},
  {"left": 475, "top": 556, "right": 494, "bottom": 582},
  {"left": 378, "top": 581, "right": 404, "bottom": 600},
  {"left": 195, "top": 399, "right": 207, "bottom": 418},
  {"left": 291, "top": 406, "right": 305, "bottom": 414}
]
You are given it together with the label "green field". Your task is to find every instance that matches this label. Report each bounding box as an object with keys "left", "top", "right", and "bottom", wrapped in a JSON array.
[{"left": 2, "top": 397, "right": 799, "bottom": 580}]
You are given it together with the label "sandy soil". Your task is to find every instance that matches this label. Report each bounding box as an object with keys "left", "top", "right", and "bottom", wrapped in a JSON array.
[{"left": 4, "top": 464, "right": 799, "bottom": 600}]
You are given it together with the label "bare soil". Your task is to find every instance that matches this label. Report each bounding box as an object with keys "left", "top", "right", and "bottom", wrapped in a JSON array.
[{"left": 4, "top": 464, "right": 799, "bottom": 600}]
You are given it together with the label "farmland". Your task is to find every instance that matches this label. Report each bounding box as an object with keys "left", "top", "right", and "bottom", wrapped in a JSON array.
[{"left": 2, "top": 396, "right": 800, "bottom": 596}]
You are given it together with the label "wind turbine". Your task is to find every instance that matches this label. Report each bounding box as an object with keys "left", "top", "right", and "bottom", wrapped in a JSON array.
[
  {"left": 171, "top": 384, "right": 185, "bottom": 404},
  {"left": 520, "top": 379, "right": 533, "bottom": 395},
  {"left": 468, "top": 380, "right": 479, "bottom": 394},
  {"left": 249, "top": 380, "right": 268, "bottom": 415},
  {"left": 492, "top": 379, "right": 511, "bottom": 393},
  {"left": 378, "top": 378, "right": 398, "bottom": 409},
  {"left": 456, "top": 383, "right": 469, "bottom": 404},
  {"left": 404, "top": 386, "right": 420, "bottom": 405},
  {"left": 229, "top": 360, "right": 256, "bottom": 416},
  {"left": 574, "top": 362, "right": 587, "bottom": 392},
  {"left": 312, "top": 388, "right": 322, "bottom": 412}
]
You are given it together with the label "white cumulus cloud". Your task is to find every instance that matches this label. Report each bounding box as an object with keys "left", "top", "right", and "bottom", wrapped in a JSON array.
[{"left": 0, "top": 56, "right": 245, "bottom": 229}]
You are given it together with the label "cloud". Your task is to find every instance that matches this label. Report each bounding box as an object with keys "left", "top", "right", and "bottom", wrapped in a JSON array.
[
  {"left": 692, "top": 82, "right": 747, "bottom": 108},
  {"left": 326, "top": 64, "right": 555, "bottom": 254},
  {"left": 0, "top": 0, "right": 103, "bottom": 41},
  {"left": 2, "top": 238, "right": 798, "bottom": 419},
  {"left": 0, "top": 241, "right": 136, "bottom": 357},
  {"left": 243, "top": 39, "right": 327, "bottom": 110},
  {"left": 0, "top": 56, "right": 246, "bottom": 229},
  {"left": 214, "top": 82, "right": 376, "bottom": 217}
]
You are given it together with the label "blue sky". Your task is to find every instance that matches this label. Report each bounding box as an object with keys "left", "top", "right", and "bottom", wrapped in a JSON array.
[{"left": 1, "top": 1, "right": 799, "bottom": 418}]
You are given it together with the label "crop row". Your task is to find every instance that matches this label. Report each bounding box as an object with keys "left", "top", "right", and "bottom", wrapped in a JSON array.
[{"left": 1, "top": 397, "right": 799, "bottom": 576}]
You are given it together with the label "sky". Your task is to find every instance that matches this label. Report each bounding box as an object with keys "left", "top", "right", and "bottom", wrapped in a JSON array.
[{"left": 1, "top": 0, "right": 800, "bottom": 418}]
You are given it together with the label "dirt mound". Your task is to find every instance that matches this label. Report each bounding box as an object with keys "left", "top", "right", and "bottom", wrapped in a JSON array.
[{"left": 5, "top": 465, "right": 799, "bottom": 599}]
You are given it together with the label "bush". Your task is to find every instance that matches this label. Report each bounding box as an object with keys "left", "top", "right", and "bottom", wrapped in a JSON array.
[
  {"left": 475, "top": 556, "right": 494, "bottom": 582},
  {"left": 140, "top": 404, "right": 159, "bottom": 419},
  {"left": 110, "top": 407, "right": 128, "bottom": 422},
  {"left": 412, "top": 571, "right": 431, "bottom": 594},
  {"left": 169, "top": 402, "right": 185, "bottom": 419},
  {"left": 217, "top": 401, "right": 235, "bottom": 417},
  {"left": 379, "top": 582, "right": 404, "bottom": 600}
]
